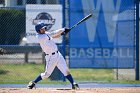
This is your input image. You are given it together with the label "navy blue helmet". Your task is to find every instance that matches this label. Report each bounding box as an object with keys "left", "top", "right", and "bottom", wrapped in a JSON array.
[{"left": 35, "top": 23, "right": 46, "bottom": 33}]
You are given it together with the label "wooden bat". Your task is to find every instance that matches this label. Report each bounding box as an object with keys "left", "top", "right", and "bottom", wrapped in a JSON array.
[{"left": 70, "top": 14, "right": 92, "bottom": 30}]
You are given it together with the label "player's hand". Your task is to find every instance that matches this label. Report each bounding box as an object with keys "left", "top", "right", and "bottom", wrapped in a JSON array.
[
  {"left": 61, "top": 27, "right": 70, "bottom": 35},
  {"left": 64, "top": 27, "right": 70, "bottom": 33}
]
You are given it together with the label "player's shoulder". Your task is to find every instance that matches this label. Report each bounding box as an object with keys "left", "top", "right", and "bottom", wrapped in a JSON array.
[
  {"left": 36, "top": 33, "right": 50, "bottom": 39},
  {"left": 36, "top": 33, "right": 48, "bottom": 39}
]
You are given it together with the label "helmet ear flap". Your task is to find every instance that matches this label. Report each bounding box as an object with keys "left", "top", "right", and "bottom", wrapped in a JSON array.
[{"left": 37, "top": 29, "right": 41, "bottom": 33}]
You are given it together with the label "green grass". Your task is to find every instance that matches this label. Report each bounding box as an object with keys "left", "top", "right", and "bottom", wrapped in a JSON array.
[
  {"left": 70, "top": 69, "right": 113, "bottom": 82},
  {"left": 0, "top": 64, "right": 140, "bottom": 84},
  {"left": 0, "top": 64, "right": 44, "bottom": 84}
]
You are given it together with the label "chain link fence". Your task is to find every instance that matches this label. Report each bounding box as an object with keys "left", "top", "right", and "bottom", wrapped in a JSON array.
[
  {"left": 0, "top": 0, "right": 65, "bottom": 63},
  {"left": 0, "top": 0, "right": 139, "bottom": 84},
  {"left": 0, "top": 0, "right": 66, "bottom": 83}
]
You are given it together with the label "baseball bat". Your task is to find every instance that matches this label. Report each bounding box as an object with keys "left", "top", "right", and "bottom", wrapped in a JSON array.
[{"left": 70, "top": 14, "right": 92, "bottom": 30}]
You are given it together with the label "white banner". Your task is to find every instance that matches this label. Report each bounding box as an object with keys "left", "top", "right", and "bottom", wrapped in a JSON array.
[{"left": 26, "top": 5, "right": 63, "bottom": 44}]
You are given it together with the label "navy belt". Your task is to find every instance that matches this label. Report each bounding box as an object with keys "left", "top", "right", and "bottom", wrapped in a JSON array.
[{"left": 45, "top": 51, "right": 58, "bottom": 55}]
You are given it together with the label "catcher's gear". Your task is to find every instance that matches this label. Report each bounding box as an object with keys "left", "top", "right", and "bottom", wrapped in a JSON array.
[
  {"left": 27, "top": 81, "right": 36, "bottom": 89},
  {"left": 72, "top": 83, "right": 80, "bottom": 90},
  {"left": 35, "top": 23, "right": 46, "bottom": 33},
  {"left": 61, "top": 27, "right": 70, "bottom": 35},
  {"left": 0, "top": 48, "right": 6, "bottom": 55}
]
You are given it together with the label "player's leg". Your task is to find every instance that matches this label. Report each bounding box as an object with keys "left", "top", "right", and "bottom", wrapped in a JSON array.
[
  {"left": 27, "top": 55, "right": 57, "bottom": 89},
  {"left": 57, "top": 52, "right": 79, "bottom": 89}
]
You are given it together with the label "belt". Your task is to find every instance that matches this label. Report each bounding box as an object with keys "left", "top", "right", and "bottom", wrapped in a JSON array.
[{"left": 45, "top": 51, "right": 58, "bottom": 55}]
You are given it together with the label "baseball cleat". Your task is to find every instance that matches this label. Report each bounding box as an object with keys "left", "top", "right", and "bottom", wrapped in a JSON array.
[
  {"left": 72, "top": 83, "right": 80, "bottom": 90},
  {"left": 27, "top": 81, "right": 36, "bottom": 89}
]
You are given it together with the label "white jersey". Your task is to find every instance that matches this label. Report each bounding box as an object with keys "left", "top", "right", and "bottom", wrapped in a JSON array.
[{"left": 36, "top": 33, "right": 58, "bottom": 54}]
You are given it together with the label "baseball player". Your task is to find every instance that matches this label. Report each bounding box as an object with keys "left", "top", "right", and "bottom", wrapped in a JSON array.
[{"left": 27, "top": 23, "right": 79, "bottom": 89}]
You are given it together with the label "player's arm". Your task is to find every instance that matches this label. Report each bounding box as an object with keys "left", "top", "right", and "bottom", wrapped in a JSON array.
[
  {"left": 50, "top": 28, "right": 69, "bottom": 38},
  {"left": 52, "top": 28, "right": 64, "bottom": 38}
]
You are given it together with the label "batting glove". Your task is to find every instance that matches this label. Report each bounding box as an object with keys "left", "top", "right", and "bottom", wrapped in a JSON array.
[{"left": 61, "top": 27, "right": 70, "bottom": 35}]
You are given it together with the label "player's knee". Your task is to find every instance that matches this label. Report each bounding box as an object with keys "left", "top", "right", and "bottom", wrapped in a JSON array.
[
  {"left": 41, "top": 72, "right": 51, "bottom": 79},
  {"left": 65, "top": 70, "right": 70, "bottom": 76},
  {"left": 62, "top": 70, "right": 70, "bottom": 76}
]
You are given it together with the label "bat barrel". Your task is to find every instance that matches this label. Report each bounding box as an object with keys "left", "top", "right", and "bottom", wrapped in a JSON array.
[{"left": 70, "top": 13, "right": 92, "bottom": 30}]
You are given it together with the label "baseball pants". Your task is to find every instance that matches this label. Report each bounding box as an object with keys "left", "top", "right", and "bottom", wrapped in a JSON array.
[{"left": 41, "top": 51, "right": 69, "bottom": 79}]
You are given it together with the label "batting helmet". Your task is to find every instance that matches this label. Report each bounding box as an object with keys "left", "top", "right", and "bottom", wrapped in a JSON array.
[{"left": 35, "top": 23, "right": 46, "bottom": 33}]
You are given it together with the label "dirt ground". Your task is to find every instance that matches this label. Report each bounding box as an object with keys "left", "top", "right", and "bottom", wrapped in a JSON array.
[{"left": 0, "top": 87, "right": 140, "bottom": 93}]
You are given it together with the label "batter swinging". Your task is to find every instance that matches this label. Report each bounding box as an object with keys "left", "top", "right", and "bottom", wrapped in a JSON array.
[{"left": 27, "top": 23, "right": 79, "bottom": 89}]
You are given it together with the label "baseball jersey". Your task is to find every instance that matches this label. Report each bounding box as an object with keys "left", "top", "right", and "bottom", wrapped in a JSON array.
[{"left": 36, "top": 28, "right": 64, "bottom": 54}]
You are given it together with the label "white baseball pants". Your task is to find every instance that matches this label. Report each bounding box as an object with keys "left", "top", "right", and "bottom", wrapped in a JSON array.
[{"left": 41, "top": 51, "right": 70, "bottom": 79}]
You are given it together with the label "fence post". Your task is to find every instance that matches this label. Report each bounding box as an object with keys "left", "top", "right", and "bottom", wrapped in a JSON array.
[
  {"left": 25, "top": 52, "right": 28, "bottom": 63},
  {"left": 135, "top": 0, "right": 139, "bottom": 80}
]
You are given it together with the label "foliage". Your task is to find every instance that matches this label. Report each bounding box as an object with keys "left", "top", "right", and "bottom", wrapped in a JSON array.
[{"left": 0, "top": 9, "right": 25, "bottom": 45}]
